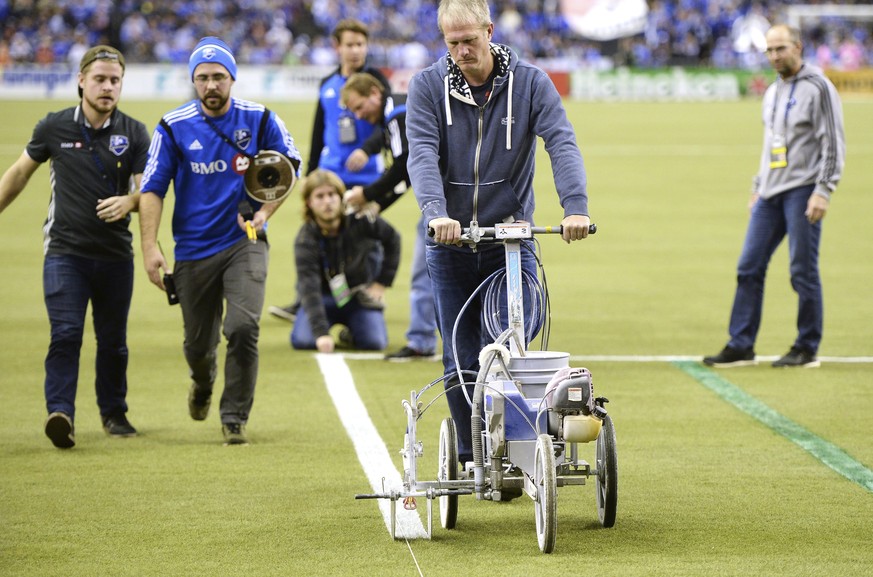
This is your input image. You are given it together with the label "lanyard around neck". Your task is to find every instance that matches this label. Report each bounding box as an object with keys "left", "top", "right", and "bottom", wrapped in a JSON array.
[
  {"left": 319, "top": 233, "right": 344, "bottom": 279},
  {"left": 769, "top": 67, "right": 802, "bottom": 134},
  {"left": 79, "top": 122, "right": 119, "bottom": 197},
  {"left": 199, "top": 104, "right": 254, "bottom": 160}
]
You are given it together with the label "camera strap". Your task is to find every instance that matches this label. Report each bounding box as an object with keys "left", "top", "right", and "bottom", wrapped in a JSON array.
[{"left": 198, "top": 105, "right": 272, "bottom": 160}]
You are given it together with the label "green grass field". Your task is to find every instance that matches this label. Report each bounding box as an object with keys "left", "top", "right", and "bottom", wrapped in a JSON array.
[{"left": 1, "top": 96, "right": 871, "bottom": 576}]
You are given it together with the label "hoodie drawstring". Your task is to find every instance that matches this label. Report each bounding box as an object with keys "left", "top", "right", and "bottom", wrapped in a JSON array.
[
  {"left": 505, "top": 70, "right": 513, "bottom": 150},
  {"left": 444, "top": 75, "right": 453, "bottom": 126}
]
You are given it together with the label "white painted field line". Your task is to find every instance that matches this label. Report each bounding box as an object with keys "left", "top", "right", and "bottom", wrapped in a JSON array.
[{"left": 315, "top": 353, "right": 429, "bottom": 541}]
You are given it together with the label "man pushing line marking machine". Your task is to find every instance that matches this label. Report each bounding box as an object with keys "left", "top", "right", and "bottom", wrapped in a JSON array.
[{"left": 356, "top": 221, "right": 616, "bottom": 554}]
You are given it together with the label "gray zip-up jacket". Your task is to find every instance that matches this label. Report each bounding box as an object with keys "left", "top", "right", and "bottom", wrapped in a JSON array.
[
  {"left": 407, "top": 44, "right": 588, "bottom": 232},
  {"left": 755, "top": 62, "right": 845, "bottom": 200}
]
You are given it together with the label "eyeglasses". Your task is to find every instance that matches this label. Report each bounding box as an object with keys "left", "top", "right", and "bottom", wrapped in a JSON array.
[{"left": 194, "top": 73, "right": 230, "bottom": 85}]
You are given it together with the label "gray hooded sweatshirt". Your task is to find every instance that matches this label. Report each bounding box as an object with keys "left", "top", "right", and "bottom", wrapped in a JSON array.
[
  {"left": 407, "top": 44, "right": 588, "bottom": 234},
  {"left": 755, "top": 62, "right": 845, "bottom": 200}
]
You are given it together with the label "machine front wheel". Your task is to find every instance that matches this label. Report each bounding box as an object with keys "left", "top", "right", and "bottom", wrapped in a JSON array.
[
  {"left": 595, "top": 415, "right": 618, "bottom": 527},
  {"left": 438, "top": 418, "right": 459, "bottom": 529},
  {"left": 534, "top": 434, "right": 557, "bottom": 553}
]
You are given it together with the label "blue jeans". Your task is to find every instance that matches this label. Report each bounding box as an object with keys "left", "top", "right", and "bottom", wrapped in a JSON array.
[
  {"left": 405, "top": 217, "right": 438, "bottom": 353},
  {"left": 43, "top": 254, "right": 134, "bottom": 421},
  {"left": 291, "top": 295, "right": 388, "bottom": 350},
  {"left": 426, "top": 241, "right": 540, "bottom": 461},
  {"left": 727, "top": 184, "right": 823, "bottom": 353}
]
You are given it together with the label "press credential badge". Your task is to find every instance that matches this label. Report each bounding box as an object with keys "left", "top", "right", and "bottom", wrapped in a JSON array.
[
  {"left": 329, "top": 273, "right": 352, "bottom": 307},
  {"left": 770, "top": 134, "right": 787, "bottom": 169}
]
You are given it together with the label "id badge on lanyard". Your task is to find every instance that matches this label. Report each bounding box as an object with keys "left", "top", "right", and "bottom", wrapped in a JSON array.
[
  {"left": 338, "top": 115, "right": 357, "bottom": 144},
  {"left": 769, "top": 77, "right": 797, "bottom": 170},
  {"left": 770, "top": 134, "right": 787, "bottom": 169},
  {"left": 329, "top": 273, "right": 352, "bottom": 308}
]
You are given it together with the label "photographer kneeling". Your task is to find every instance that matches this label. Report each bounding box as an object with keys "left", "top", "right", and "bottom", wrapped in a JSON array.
[{"left": 291, "top": 169, "right": 400, "bottom": 352}]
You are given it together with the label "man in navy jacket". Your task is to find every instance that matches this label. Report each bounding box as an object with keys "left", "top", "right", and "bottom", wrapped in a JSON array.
[{"left": 406, "top": 0, "right": 592, "bottom": 465}]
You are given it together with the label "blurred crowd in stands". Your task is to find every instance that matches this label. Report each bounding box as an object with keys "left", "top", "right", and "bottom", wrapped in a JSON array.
[{"left": 1, "top": 0, "right": 872, "bottom": 71}]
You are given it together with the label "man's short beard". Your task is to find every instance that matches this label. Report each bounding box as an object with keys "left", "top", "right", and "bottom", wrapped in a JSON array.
[
  {"left": 84, "top": 94, "right": 115, "bottom": 114},
  {"left": 201, "top": 93, "right": 229, "bottom": 111}
]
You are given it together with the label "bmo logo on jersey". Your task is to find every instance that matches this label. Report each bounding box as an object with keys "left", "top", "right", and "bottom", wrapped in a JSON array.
[
  {"left": 190, "top": 159, "right": 228, "bottom": 175},
  {"left": 189, "top": 153, "right": 251, "bottom": 176}
]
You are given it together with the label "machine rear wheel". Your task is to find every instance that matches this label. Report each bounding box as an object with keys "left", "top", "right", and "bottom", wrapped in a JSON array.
[
  {"left": 595, "top": 415, "right": 618, "bottom": 527},
  {"left": 534, "top": 434, "right": 557, "bottom": 553},
  {"left": 438, "top": 418, "right": 459, "bottom": 529}
]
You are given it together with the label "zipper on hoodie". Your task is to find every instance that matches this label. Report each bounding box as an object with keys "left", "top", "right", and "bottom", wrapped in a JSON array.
[{"left": 472, "top": 104, "right": 485, "bottom": 241}]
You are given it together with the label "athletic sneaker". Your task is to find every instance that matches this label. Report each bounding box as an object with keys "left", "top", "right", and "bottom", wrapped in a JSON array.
[
  {"left": 44, "top": 412, "right": 75, "bottom": 449},
  {"left": 384, "top": 346, "right": 438, "bottom": 362},
  {"left": 188, "top": 383, "right": 212, "bottom": 421},
  {"left": 268, "top": 303, "right": 297, "bottom": 323},
  {"left": 222, "top": 423, "right": 249, "bottom": 446},
  {"left": 338, "top": 327, "right": 354, "bottom": 348},
  {"left": 102, "top": 413, "right": 138, "bottom": 437},
  {"left": 772, "top": 346, "right": 820, "bottom": 368},
  {"left": 702, "top": 346, "right": 756, "bottom": 368}
]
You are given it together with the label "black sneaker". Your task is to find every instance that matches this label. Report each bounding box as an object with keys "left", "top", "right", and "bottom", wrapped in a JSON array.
[
  {"left": 268, "top": 303, "right": 297, "bottom": 323},
  {"left": 384, "top": 346, "right": 438, "bottom": 362},
  {"left": 222, "top": 422, "right": 249, "bottom": 446},
  {"left": 338, "top": 327, "right": 354, "bottom": 348},
  {"left": 702, "top": 346, "right": 756, "bottom": 367},
  {"left": 188, "top": 383, "right": 212, "bottom": 421},
  {"left": 102, "top": 413, "right": 138, "bottom": 437},
  {"left": 772, "top": 346, "right": 820, "bottom": 368},
  {"left": 45, "top": 412, "right": 75, "bottom": 449}
]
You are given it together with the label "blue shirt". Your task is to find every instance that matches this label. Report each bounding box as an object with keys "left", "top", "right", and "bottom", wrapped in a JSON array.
[
  {"left": 311, "top": 71, "right": 383, "bottom": 186},
  {"left": 141, "top": 98, "right": 301, "bottom": 261}
]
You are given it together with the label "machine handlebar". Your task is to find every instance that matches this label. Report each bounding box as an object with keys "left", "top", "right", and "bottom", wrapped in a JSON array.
[{"left": 427, "top": 222, "right": 597, "bottom": 243}]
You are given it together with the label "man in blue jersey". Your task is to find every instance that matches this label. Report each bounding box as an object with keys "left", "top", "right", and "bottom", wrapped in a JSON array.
[
  {"left": 139, "top": 37, "right": 301, "bottom": 446},
  {"left": 268, "top": 18, "right": 389, "bottom": 323}
]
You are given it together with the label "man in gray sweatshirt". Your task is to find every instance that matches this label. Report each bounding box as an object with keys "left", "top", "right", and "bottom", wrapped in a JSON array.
[
  {"left": 406, "top": 0, "right": 592, "bottom": 465},
  {"left": 704, "top": 24, "right": 845, "bottom": 369}
]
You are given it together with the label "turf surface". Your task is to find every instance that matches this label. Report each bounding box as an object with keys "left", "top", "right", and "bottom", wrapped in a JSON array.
[{"left": 1, "top": 97, "right": 871, "bottom": 576}]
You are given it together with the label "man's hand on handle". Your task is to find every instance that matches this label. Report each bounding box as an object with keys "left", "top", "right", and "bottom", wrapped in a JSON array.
[
  {"left": 427, "top": 217, "right": 462, "bottom": 246},
  {"left": 560, "top": 214, "right": 591, "bottom": 243}
]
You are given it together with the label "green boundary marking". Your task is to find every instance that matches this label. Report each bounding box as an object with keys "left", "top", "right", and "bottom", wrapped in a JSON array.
[{"left": 674, "top": 360, "right": 873, "bottom": 493}]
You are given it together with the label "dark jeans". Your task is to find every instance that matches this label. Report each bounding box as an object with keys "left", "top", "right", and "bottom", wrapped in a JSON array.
[
  {"left": 174, "top": 238, "right": 268, "bottom": 426},
  {"left": 426, "top": 241, "right": 540, "bottom": 461},
  {"left": 290, "top": 295, "right": 388, "bottom": 350},
  {"left": 405, "top": 216, "right": 438, "bottom": 353},
  {"left": 727, "top": 184, "right": 823, "bottom": 353},
  {"left": 43, "top": 254, "right": 133, "bottom": 420}
]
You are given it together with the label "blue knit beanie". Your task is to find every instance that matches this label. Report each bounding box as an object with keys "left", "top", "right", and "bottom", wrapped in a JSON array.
[{"left": 188, "top": 37, "right": 237, "bottom": 80}]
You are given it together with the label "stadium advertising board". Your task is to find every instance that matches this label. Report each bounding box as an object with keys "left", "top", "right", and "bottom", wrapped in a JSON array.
[
  {"left": 2, "top": 64, "right": 870, "bottom": 101},
  {"left": 0, "top": 64, "right": 335, "bottom": 101}
]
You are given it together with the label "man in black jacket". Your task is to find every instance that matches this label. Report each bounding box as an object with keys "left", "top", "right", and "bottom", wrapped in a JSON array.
[
  {"left": 341, "top": 72, "right": 440, "bottom": 362},
  {"left": 290, "top": 169, "right": 401, "bottom": 353}
]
